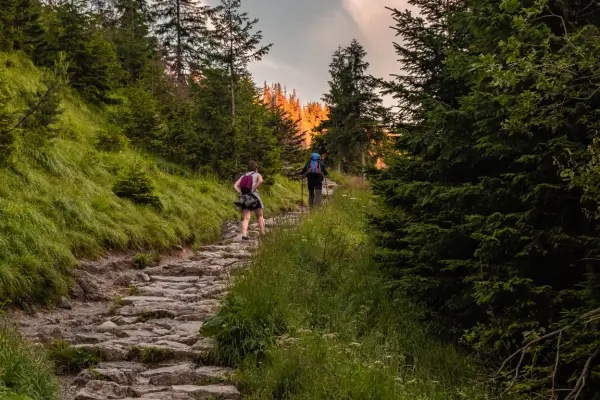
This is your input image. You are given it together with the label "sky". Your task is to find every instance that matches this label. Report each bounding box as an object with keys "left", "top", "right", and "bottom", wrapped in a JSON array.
[{"left": 236, "top": 0, "right": 418, "bottom": 105}]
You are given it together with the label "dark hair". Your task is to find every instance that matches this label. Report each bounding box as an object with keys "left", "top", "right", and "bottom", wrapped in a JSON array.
[{"left": 248, "top": 161, "right": 258, "bottom": 171}]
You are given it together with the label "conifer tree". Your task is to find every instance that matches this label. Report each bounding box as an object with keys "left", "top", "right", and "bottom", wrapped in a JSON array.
[
  {"left": 151, "top": 0, "right": 210, "bottom": 84},
  {"left": 318, "top": 39, "right": 385, "bottom": 172},
  {"left": 371, "top": 0, "right": 600, "bottom": 396},
  {"left": 0, "top": 0, "right": 45, "bottom": 55},
  {"left": 111, "top": 0, "right": 155, "bottom": 82},
  {"left": 207, "top": 0, "right": 272, "bottom": 123}
]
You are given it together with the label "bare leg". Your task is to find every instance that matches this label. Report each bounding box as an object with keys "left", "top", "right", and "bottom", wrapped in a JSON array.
[
  {"left": 255, "top": 208, "right": 265, "bottom": 235},
  {"left": 241, "top": 209, "right": 252, "bottom": 237}
]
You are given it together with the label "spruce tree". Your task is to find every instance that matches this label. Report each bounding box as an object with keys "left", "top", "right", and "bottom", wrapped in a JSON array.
[
  {"left": 318, "top": 39, "right": 385, "bottom": 172},
  {"left": 151, "top": 0, "right": 210, "bottom": 84},
  {"left": 0, "top": 0, "right": 45, "bottom": 55},
  {"left": 111, "top": 0, "right": 155, "bottom": 82},
  {"left": 207, "top": 0, "right": 272, "bottom": 123}
]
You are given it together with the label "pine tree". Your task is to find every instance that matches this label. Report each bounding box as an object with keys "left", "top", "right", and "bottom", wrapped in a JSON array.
[
  {"left": 0, "top": 0, "right": 46, "bottom": 55},
  {"left": 41, "top": 1, "right": 124, "bottom": 102},
  {"left": 318, "top": 39, "right": 385, "bottom": 172},
  {"left": 207, "top": 0, "right": 272, "bottom": 123},
  {"left": 111, "top": 0, "right": 155, "bottom": 82},
  {"left": 151, "top": 0, "right": 210, "bottom": 84}
]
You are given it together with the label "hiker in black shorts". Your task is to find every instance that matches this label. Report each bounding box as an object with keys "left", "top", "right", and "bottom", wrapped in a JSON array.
[
  {"left": 300, "top": 153, "right": 328, "bottom": 207},
  {"left": 234, "top": 161, "right": 265, "bottom": 240}
]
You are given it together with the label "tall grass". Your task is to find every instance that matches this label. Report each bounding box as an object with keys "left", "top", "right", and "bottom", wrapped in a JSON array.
[
  {"left": 0, "top": 321, "right": 59, "bottom": 400},
  {"left": 202, "top": 185, "right": 493, "bottom": 399},
  {"left": 0, "top": 52, "right": 301, "bottom": 305}
]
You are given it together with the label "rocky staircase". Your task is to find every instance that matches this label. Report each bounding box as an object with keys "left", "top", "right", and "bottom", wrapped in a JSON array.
[{"left": 16, "top": 181, "right": 337, "bottom": 400}]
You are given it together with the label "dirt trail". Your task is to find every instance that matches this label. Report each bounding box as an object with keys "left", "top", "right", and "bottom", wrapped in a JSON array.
[{"left": 14, "top": 181, "right": 337, "bottom": 400}]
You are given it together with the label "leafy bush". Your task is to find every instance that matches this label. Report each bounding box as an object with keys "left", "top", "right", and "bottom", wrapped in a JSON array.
[
  {"left": 0, "top": 321, "right": 59, "bottom": 399},
  {"left": 95, "top": 129, "right": 128, "bottom": 152},
  {"left": 112, "top": 162, "right": 162, "bottom": 209}
]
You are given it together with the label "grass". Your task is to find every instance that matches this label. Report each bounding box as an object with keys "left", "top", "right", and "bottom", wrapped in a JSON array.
[
  {"left": 201, "top": 181, "right": 493, "bottom": 399},
  {"left": 0, "top": 52, "right": 302, "bottom": 306},
  {"left": 46, "top": 340, "right": 100, "bottom": 375},
  {"left": 0, "top": 321, "right": 60, "bottom": 400}
]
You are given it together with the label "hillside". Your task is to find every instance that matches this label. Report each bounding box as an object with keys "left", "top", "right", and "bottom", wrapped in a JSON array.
[{"left": 0, "top": 52, "right": 301, "bottom": 306}]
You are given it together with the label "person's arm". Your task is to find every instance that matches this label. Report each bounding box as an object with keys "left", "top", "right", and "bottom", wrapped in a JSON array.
[
  {"left": 253, "top": 174, "right": 263, "bottom": 192},
  {"left": 322, "top": 163, "right": 328, "bottom": 177},
  {"left": 234, "top": 178, "right": 241, "bottom": 194},
  {"left": 300, "top": 163, "right": 308, "bottom": 175}
]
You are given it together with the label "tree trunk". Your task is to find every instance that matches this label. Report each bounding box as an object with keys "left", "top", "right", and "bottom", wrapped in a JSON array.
[
  {"left": 230, "top": 72, "right": 236, "bottom": 124},
  {"left": 360, "top": 148, "right": 366, "bottom": 177},
  {"left": 175, "top": 0, "right": 183, "bottom": 84}
]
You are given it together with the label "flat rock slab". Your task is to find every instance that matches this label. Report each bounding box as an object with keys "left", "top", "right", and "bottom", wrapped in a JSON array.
[
  {"left": 150, "top": 276, "right": 200, "bottom": 283},
  {"left": 172, "top": 385, "right": 241, "bottom": 400},
  {"left": 141, "top": 364, "right": 197, "bottom": 386},
  {"left": 122, "top": 296, "right": 176, "bottom": 305}
]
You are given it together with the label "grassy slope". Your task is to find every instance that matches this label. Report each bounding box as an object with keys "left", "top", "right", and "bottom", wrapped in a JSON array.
[
  {"left": 0, "top": 52, "right": 301, "bottom": 305},
  {"left": 202, "top": 179, "right": 493, "bottom": 400}
]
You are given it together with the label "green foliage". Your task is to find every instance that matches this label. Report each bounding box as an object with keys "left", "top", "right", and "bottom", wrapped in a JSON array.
[
  {"left": 112, "top": 161, "right": 162, "bottom": 209},
  {"left": 132, "top": 252, "right": 152, "bottom": 269},
  {"left": 118, "top": 85, "right": 166, "bottom": 154},
  {"left": 371, "top": 0, "right": 600, "bottom": 397},
  {"left": 151, "top": 0, "right": 211, "bottom": 83},
  {"left": 0, "top": 321, "right": 59, "bottom": 399},
  {"left": 0, "top": 77, "right": 17, "bottom": 167},
  {"left": 46, "top": 340, "right": 100, "bottom": 374},
  {"left": 317, "top": 39, "right": 387, "bottom": 172},
  {"left": 0, "top": 0, "right": 45, "bottom": 56},
  {"left": 40, "top": 3, "right": 124, "bottom": 103},
  {"left": 94, "top": 128, "right": 128, "bottom": 152},
  {"left": 19, "top": 54, "right": 68, "bottom": 148},
  {"left": 202, "top": 187, "right": 490, "bottom": 399}
]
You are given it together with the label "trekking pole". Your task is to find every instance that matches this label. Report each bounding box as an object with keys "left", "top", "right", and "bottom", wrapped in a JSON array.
[{"left": 301, "top": 176, "right": 305, "bottom": 210}]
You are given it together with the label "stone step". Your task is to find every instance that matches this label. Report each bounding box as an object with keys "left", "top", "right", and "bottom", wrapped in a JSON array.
[
  {"left": 172, "top": 384, "right": 241, "bottom": 400},
  {"left": 139, "top": 363, "right": 232, "bottom": 386}
]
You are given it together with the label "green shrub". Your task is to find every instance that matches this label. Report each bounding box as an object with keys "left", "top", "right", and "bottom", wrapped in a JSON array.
[
  {"left": 0, "top": 321, "right": 59, "bottom": 399},
  {"left": 132, "top": 253, "right": 152, "bottom": 269},
  {"left": 112, "top": 162, "right": 162, "bottom": 209},
  {"left": 46, "top": 340, "right": 100, "bottom": 374},
  {"left": 95, "top": 129, "right": 128, "bottom": 152}
]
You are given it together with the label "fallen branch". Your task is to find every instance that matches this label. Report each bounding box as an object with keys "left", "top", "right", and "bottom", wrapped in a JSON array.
[
  {"left": 564, "top": 349, "right": 600, "bottom": 400},
  {"left": 496, "top": 307, "right": 600, "bottom": 378}
]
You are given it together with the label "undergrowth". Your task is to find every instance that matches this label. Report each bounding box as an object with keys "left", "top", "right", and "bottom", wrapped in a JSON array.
[
  {"left": 0, "top": 52, "right": 301, "bottom": 305},
  {"left": 0, "top": 321, "right": 59, "bottom": 400},
  {"left": 202, "top": 183, "right": 494, "bottom": 399}
]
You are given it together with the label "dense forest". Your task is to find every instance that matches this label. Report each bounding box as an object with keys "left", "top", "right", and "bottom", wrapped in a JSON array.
[
  {"left": 0, "top": 0, "right": 311, "bottom": 180},
  {"left": 370, "top": 0, "right": 600, "bottom": 398},
  {"left": 262, "top": 82, "right": 329, "bottom": 148}
]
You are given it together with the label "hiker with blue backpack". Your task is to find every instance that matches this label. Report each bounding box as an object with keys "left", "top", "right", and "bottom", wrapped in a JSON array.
[
  {"left": 234, "top": 161, "right": 265, "bottom": 241},
  {"left": 300, "top": 153, "right": 328, "bottom": 207}
]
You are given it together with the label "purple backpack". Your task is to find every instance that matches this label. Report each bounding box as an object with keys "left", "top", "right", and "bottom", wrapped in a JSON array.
[{"left": 240, "top": 173, "right": 255, "bottom": 194}]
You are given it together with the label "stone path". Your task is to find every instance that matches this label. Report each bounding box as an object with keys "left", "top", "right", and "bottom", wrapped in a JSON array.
[{"left": 16, "top": 181, "right": 337, "bottom": 400}]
